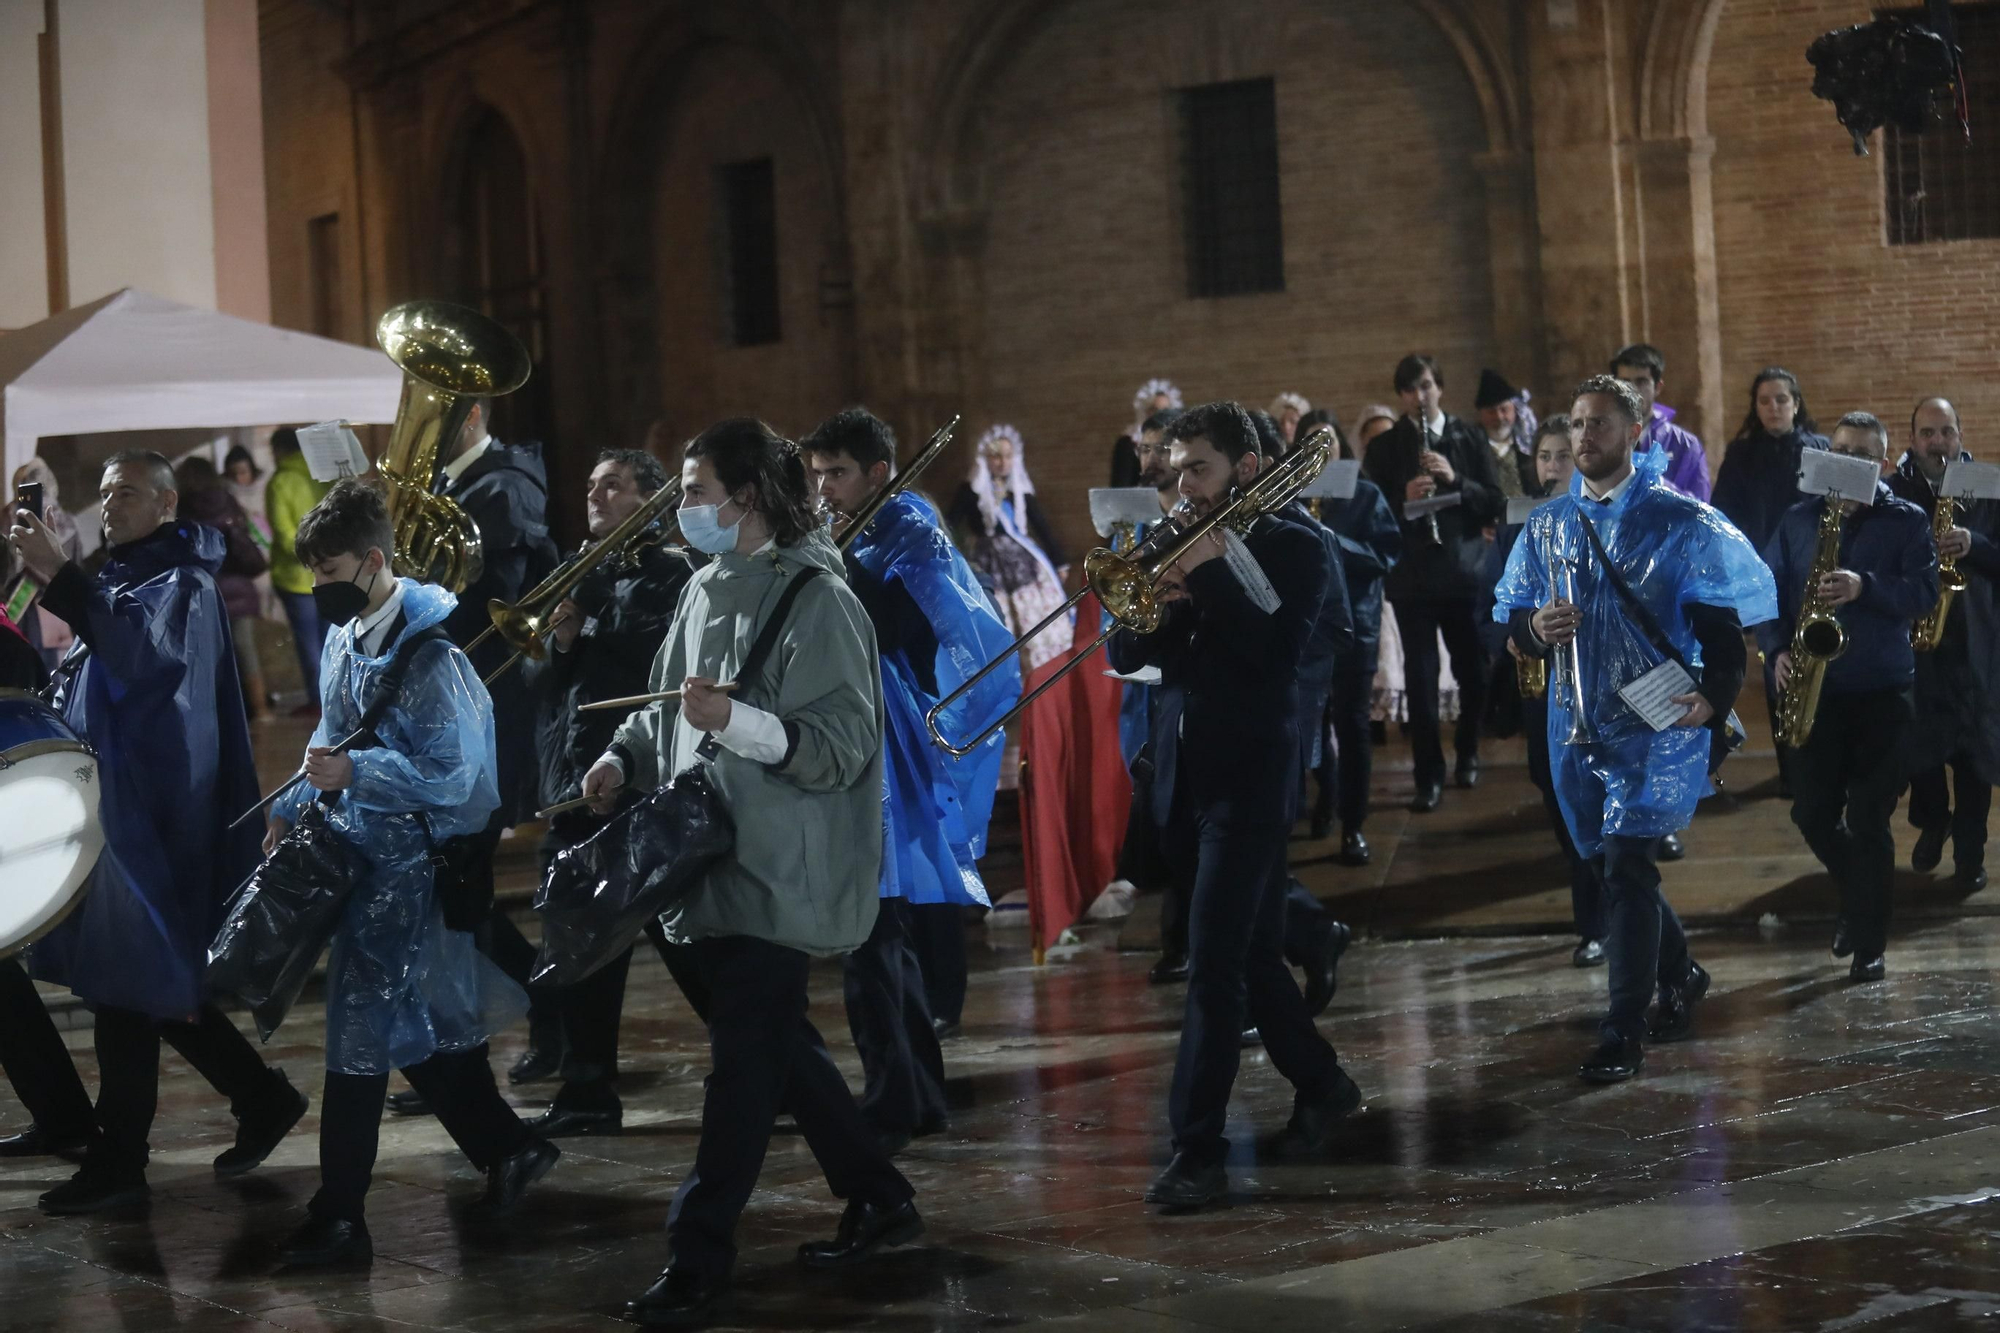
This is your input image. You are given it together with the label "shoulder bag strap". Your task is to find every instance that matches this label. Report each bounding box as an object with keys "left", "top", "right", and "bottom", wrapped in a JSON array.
[
  {"left": 1575, "top": 512, "right": 1692, "bottom": 675},
  {"left": 693, "top": 567, "right": 824, "bottom": 761}
]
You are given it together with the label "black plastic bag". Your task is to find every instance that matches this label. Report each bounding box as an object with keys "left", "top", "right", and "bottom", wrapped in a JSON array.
[
  {"left": 206, "top": 803, "right": 360, "bottom": 1040},
  {"left": 532, "top": 767, "right": 735, "bottom": 987}
]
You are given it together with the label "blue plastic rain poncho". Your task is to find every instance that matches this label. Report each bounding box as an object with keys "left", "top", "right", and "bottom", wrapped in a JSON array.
[
  {"left": 1492, "top": 449, "right": 1777, "bottom": 856},
  {"left": 272, "top": 579, "right": 523, "bottom": 1074},
  {"left": 31, "top": 521, "right": 264, "bottom": 1019},
  {"left": 846, "top": 492, "right": 1021, "bottom": 907}
]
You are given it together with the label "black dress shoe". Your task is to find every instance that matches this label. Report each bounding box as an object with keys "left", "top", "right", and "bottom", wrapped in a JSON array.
[
  {"left": 215, "top": 1071, "right": 309, "bottom": 1177},
  {"left": 1849, "top": 955, "right": 1886, "bottom": 983},
  {"left": 1955, "top": 866, "right": 1988, "bottom": 893},
  {"left": 280, "top": 1214, "right": 373, "bottom": 1268},
  {"left": 507, "top": 1046, "right": 561, "bottom": 1086},
  {"left": 1338, "top": 830, "right": 1371, "bottom": 867},
  {"left": 526, "top": 1105, "right": 622, "bottom": 1138},
  {"left": 913, "top": 1113, "right": 949, "bottom": 1139},
  {"left": 797, "top": 1198, "right": 925, "bottom": 1268},
  {"left": 385, "top": 1088, "right": 432, "bottom": 1117},
  {"left": 1913, "top": 825, "right": 1947, "bottom": 873},
  {"left": 1454, "top": 756, "right": 1480, "bottom": 789},
  {"left": 1572, "top": 939, "right": 1606, "bottom": 968},
  {"left": 1657, "top": 832, "right": 1686, "bottom": 862},
  {"left": 0, "top": 1125, "right": 91, "bottom": 1160},
  {"left": 875, "top": 1125, "right": 913, "bottom": 1158},
  {"left": 627, "top": 1268, "right": 729, "bottom": 1327},
  {"left": 1579, "top": 1035, "right": 1644, "bottom": 1084},
  {"left": 479, "top": 1137, "right": 559, "bottom": 1215},
  {"left": 1831, "top": 917, "right": 1853, "bottom": 959},
  {"left": 1301, "top": 921, "right": 1352, "bottom": 1018},
  {"left": 1148, "top": 954, "right": 1189, "bottom": 985},
  {"left": 931, "top": 1017, "right": 962, "bottom": 1040},
  {"left": 1273, "top": 1069, "right": 1363, "bottom": 1158},
  {"left": 1308, "top": 811, "right": 1334, "bottom": 841},
  {"left": 1240, "top": 1027, "right": 1263, "bottom": 1048},
  {"left": 1145, "top": 1153, "right": 1226, "bottom": 1209},
  {"left": 1409, "top": 782, "right": 1443, "bottom": 813},
  {"left": 39, "top": 1164, "right": 150, "bottom": 1216},
  {"left": 1647, "top": 961, "right": 1710, "bottom": 1043}
]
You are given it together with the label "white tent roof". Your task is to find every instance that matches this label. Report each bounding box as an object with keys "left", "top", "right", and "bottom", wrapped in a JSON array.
[{"left": 0, "top": 288, "right": 402, "bottom": 480}]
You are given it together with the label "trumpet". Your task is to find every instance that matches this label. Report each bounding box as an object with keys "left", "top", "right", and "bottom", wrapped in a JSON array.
[
  {"left": 1556, "top": 557, "right": 1593, "bottom": 744},
  {"left": 924, "top": 426, "right": 1336, "bottom": 758},
  {"left": 1912, "top": 490, "right": 1965, "bottom": 651},
  {"left": 834, "top": 416, "right": 959, "bottom": 551}
]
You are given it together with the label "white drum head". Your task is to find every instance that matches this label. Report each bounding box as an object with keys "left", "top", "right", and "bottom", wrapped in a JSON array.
[{"left": 0, "top": 745, "right": 104, "bottom": 955}]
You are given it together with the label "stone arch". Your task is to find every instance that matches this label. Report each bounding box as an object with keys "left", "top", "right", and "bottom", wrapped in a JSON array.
[{"left": 1639, "top": 0, "right": 1729, "bottom": 140}]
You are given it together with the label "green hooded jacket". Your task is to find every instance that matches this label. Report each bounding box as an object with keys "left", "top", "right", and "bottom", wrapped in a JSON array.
[{"left": 265, "top": 449, "right": 332, "bottom": 594}]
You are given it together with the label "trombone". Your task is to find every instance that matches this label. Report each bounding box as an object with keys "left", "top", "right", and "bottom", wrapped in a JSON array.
[
  {"left": 925, "top": 426, "right": 1336, "bottom": 758},
  {"left": 834, "top": 415, "right": 959, "bottom": 551}
]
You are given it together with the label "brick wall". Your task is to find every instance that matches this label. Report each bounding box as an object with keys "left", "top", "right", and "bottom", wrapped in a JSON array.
[
  {"left": 257, "top": 0, "right": 364, "bottom": 343},
  {"left": 1709, "top": 0, "right": 2000, "bottom": 451}
]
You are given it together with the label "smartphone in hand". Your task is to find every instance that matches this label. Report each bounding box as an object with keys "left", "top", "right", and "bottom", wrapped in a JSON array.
[{"left": 15, "top": 481, "right": 43, "bottom": 523}]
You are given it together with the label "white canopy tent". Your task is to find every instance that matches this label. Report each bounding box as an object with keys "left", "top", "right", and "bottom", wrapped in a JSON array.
[{"left": 0, "top": 288, "right": 402, "bottom": 484}]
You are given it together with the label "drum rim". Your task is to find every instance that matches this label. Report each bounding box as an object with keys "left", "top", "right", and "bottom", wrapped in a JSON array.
[
  {"left": 0, "top": 738, "right": 94, "bottom": 767},
  {"left": 0, "top": 740, "right": 101, "bottom": 960}
]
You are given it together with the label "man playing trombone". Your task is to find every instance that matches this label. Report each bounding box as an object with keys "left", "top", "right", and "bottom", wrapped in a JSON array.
[{"left": 1495, "top": 377, "right": 1774, "bottom": 1085}]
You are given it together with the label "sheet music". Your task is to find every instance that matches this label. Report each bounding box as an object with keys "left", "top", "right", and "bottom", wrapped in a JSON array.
[
  {"left": 1219, "top": 530, "right": 1281, "bottom": 613},
  {"left": 1506, "top": 495, "right": 1555, "bottom": 525},
  {"left": 1300, "top": 459, "right": 1360, "bottom": 500},
  {"left": 1617, "top": 659, "right": 1698, "bottom": 732},
  {"left": 1796, "top": 449, "right": 1880, "bottom": 503},
  {"left": 1942, "top": 459, "right": 2000, "bottom": 501},
  {"left": 297, "top": 421, "right": 371, "bottom": 483},
  {"left": 1405, "top": 492, "right": 1464, "bottom": 519},
  {"left": 1105, "top": 665, "right": 1163, "bottom": 685}
]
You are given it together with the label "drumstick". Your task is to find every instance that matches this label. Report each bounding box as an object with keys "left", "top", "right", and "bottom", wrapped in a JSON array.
[
  {"left": 228, "top": 723, "right": 371, "bottom": 828},
  {"left": 536, "top": 794, "right": 598, "bottom": 820},
  {"left": 577, "top": 682, "right": 739, "bottom": 713}
]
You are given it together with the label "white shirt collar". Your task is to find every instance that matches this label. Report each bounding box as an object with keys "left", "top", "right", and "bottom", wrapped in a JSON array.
[
  {"left": 355, "top": 578, "right": 406, "bottom": 656},
  {"left": 442, "top": 435, "right": 492, "bottom": 486},
  {"left": 1582, "top": 465, "right": 1638, "bottom": 504},
  {"left": 1407, "top": 409, "right": 1446, "bottom": 439}
]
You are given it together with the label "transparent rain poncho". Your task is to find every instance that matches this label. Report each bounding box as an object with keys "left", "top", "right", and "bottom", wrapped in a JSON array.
[
  {"left": 272, "top": 578, "right": 524, "bottom": 1074},
  {"left": 1492, "top": 449, "right": 1777, "bottom": 856}
]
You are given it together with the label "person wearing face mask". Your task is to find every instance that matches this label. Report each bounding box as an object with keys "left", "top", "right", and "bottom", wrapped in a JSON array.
[
  {"left": 1889, "top": 398, "right": 2000, "bottom": 893},
  {"left": 6, "top": 451, "right": 306, "bottom": 1215},
  {"left": 580, "top": 419, "right": 919, "bottom": 1325},
  {"left": 262, "top": 480, "right": 556, "bottom": 1266}
]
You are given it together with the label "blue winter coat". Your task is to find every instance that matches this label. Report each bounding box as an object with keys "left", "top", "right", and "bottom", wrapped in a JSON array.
[
  {"left": 31, "top": 521, "right": 262, "bottom": 1019},
  {"left": 848, "top": 493, "right": 1020, "bottom": 906},
  {"left": 1323, "top": 480, "right": 1403, "bottom": 663},
  {"left": 273, "top": 580, "right": 521, "bottom": 1074}
]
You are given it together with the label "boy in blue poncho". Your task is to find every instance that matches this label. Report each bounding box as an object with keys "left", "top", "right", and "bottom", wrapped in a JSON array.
[
  {"left": 803, "top": 408, "right": 1020, "bottom": 1152},
  {"left": 265, "top": 481, "right": 555, "bottom": 1266},
  {"left": 1495, "top": 378, "right": 1776, "bottom": 1086}
]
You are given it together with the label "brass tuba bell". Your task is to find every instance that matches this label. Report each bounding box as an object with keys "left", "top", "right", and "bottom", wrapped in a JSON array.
[{"left": 375, "top": 300, "right": 533, "bottom": 593}]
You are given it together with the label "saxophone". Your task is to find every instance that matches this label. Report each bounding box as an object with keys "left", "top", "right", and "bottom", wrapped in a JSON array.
[
  {"left": 1772, "top": 499, "right": 1850, "bottom": 747},
  {"left": 1911, "top": 491, "right": 1965, "bottom": 651}
]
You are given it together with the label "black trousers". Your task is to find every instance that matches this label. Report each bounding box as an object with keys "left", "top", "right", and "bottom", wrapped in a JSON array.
[
  {"left": 665, "top": 935, "right": 913, "bottom": 1280},
  {"left": 1790, "top": 687, "right": 1913, "bottom": 960},
  {"left": 1908, "top": 756, "right": 1991, "bottom": 875},
  {"left": 0, "top": 959, "right": 93, "bottom": 1139},
  {"left": 1320, "top": 662, "right": 1376, "bottom": 833},
  {"left": 474, "top": 831, "right": 558, "bottom": 1050},
  {"left": 1391, "top": 596, "right": 1486, "bottom": 785},
  {"left": 1524, "top": 698, "right": 1603, "bottom": 940},
  {"left": 1597, "top": 835, "right": 1691, "bottom": 1043},
  {"left": 91, "top": 1004, "right": 284, "bottom": 1174},
  {"left": 905, "top": 902, "right": 967, "bottom": 1028},
  {"left": 314, "top": 1042, "right": 533, "bottom": 1224},
  {"left": 1117, "top": 747, "right": 1170, "bottom": 891},
  {"left": 1161, "top": 842, "right": 1329, "bottom": 967},
  {"left": 842, "top": 899, "right": 947, "bottom": 1137},
  {"left": 548, "top": 919, "right": 678, "bottom": 1110},
  {"left": 1164, "top": 809, "right": 1338, "bottom": 1165}
]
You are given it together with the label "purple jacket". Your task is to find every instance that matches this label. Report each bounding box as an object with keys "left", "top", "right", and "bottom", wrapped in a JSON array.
[{"left": 1641, "top": 406, "right": 1712, "bottom": 501}]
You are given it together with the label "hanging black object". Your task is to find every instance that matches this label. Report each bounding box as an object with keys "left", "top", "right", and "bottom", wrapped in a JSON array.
[{"left": 1807, "top": 13, "right": 1965, "bottom": 156}]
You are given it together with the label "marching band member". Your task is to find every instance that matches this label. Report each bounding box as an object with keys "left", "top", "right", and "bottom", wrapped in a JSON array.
[
  {"left": 1889, "top": 397, "right": 1999, "bottom": 892},
  {"left": 8, "top": 451, "right": 305, "bottom": 1213},
  {"left": 1609, "top": 344, "right": 1712, "bottom": 501},
  {"left": 803, "top": 407, "right": 1017, "bottom": 1153},
  {"left": 1111, "top": 403, "right": 1359, "bottom": 1210},
  {"left": 521, "top": 450, "right": 703, "bottom": 1137},
  {"left": 1113, "top": 378, "right": 1183, "bottom": 486},
  {"left": 1759, "top": 414, "right": 1937, "bottom": 983},
  {"left": 1496, "top": 379, "right": 1773, "bottom": 1084},
  {"left": 268, "top": 481, "right": 555, "bottom": 1266},
  {"left": 581, "top": 420, "right": 918, "bottom": 1326}
]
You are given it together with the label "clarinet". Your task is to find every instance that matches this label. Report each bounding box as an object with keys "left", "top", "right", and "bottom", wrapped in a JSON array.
[{"left": 1417, "top": 416, "right": 1442, "bottom": 546}]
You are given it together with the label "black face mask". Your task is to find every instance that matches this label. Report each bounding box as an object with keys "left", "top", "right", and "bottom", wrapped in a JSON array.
[{"left": 312, "top": 564, "right": 378, "bottom": 626}]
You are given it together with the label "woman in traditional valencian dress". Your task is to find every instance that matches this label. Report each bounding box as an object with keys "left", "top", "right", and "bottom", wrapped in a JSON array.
[{"left": 947, "top": 424, "right": 1073, "bottom": 669}]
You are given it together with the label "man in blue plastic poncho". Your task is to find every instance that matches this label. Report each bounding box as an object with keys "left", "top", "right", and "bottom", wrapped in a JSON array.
[
  {"left": 1495, "top": 378, "right": 1776, "bottom": 1086},
  {"left": 266, "top": 481, "right": 555, "bottom": 1267},
  {"left": 9, "top": 450, "right": 305, "bottom": 1215},
  {"left": 803, "top": 408, "right": 1019, "bottom": 1155}
]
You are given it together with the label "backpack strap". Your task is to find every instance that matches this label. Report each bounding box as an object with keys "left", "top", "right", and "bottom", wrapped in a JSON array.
[
  {"left": 693, "top": 567, "right": 824, "bottom": 761},
  {"left": 315, "top": 625, "right": 455, "bottom": 809}
]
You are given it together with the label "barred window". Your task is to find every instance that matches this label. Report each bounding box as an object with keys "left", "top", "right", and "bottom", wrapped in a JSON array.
[
  {"left": 717, "top": 158, "right": 781, "bottom": 346},
  {"left": 1884, "top": 6, "right": 2000, "bottom": 245},
  {"left": 1179, "top": 78, "right": 1285, "bottom": 297}
]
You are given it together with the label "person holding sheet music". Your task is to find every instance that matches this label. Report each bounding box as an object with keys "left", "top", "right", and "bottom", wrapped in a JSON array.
[
  {"left": 1758, "top": 414, "right": 1937, "bottom": 984},
  {"left": 1495, "top": 378, "right": 1773, "bottom": 1085}
]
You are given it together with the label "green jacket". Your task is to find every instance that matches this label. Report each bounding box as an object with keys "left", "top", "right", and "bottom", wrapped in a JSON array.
[
  {"left": 265, "top": 451, "right": 332, "bottom": 594},
  {"left": 611, "top": 528, "right": 884, "bottom": 956}
]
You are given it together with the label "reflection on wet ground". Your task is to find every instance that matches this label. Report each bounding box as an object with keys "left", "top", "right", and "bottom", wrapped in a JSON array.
[{"left": 5, "top": 913, "right": 1999, "bottom": 1330}]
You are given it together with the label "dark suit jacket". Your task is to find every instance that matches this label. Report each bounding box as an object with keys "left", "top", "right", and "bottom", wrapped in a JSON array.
[
  {"left": 1107, "top": 512, "right": 1329, "bottom": 828},
  {"left": 1362, "top": 414, "right": 1504, "bottom": 603}
]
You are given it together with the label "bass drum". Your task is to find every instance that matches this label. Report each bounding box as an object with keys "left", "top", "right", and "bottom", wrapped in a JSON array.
[{"left": 0, "top": 690, "right": 104, "bottom": 958}]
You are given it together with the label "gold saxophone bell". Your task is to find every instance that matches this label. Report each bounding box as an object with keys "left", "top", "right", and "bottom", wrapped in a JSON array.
[
  {"left": 376, "top": 301, "right": 533, "bottom": 593},
  {"left": 1912, "top": 491, "right": 1966, "bottom": 652}
]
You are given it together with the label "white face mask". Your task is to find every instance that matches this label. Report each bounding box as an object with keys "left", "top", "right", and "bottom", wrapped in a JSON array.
[{"left": 678, "top": 501, "right": 741, "bottom": 555}]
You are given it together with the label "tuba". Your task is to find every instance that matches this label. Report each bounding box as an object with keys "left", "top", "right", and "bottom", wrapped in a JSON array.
[
  {"left": 375, "top": 301, "right": 533, "bottom": 593},
  {"left": 1773, "top": 498, "right": 1850, "bottom": 747},
  {"left": 1911, "top": 490, "right": 1965, "bottom": 652}
]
